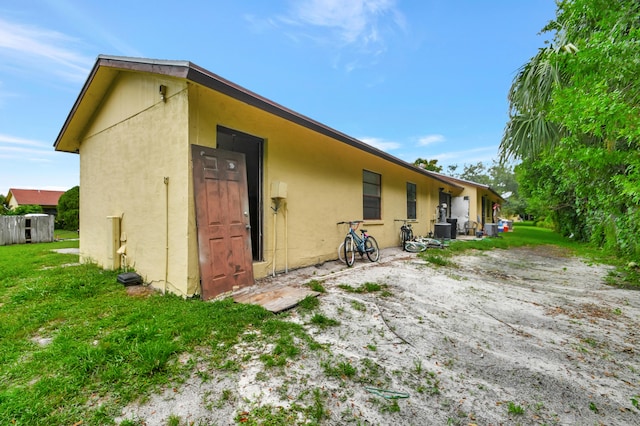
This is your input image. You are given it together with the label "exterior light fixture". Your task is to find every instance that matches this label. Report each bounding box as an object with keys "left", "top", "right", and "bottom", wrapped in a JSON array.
[{"left": 159, "top": 85, "right": 167, "bottom": 102}]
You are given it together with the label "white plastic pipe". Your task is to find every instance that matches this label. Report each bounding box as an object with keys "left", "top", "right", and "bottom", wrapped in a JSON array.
[{"left": 272, "top": 206, "right": 277, "bottom": 277}]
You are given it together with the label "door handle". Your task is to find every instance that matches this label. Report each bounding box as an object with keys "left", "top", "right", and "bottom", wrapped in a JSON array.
[{"left": 246, "top": 224, "right": 251, "bottom": 229}]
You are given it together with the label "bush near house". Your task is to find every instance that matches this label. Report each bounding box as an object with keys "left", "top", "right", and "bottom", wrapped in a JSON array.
[
  {"left": 57, "top": 186, "right": 79, "bottom": 231},
  {"left": 2, "top": 204, "right": 44, "bottom": 215}
]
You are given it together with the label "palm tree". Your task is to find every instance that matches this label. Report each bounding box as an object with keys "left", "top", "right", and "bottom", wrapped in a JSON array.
[{"left": 499, "top": 38, "right": 577, "bottom": 161}]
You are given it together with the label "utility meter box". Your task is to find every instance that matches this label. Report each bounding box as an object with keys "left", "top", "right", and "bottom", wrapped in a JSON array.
[{"left": 271, "top": 181, "right": 288, "bottom": 199}]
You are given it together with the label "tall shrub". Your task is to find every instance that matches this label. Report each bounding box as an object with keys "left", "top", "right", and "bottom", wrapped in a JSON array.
[{"left": 57, "top": 186, "right": 79, "bottom": 231}]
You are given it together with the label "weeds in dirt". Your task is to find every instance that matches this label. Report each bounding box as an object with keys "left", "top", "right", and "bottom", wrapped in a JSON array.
[
  {"left": 120, "top": 419, "right": 144, "bottom": 426},
  {"left": 420, "top": 251, "right": 455, "bottom": 267},
  {"left": 507, "top": 401, "right": 525, "bottom": 415},
  {"left": 322, "top": 356, "right": 357, "bottom": 380},
  {"left": 606, "top": 266, "right": 640, "bottom": 289},
  {"left": 581, "top": 336, "right": 600, "bottom": 348},
  {"left": 259, "top": 334, "right": 301, "bottom": 367},
  {"left": 380, "top": 399, "right": 401, "bottom": 413},
  {"left": 235, "top": 386, "right": 329, "bottom": 424},
  {"left": 308, "top": 388, "right": 329, "bottom": 422},
  {"left": 309, "top": 313, "right": 340, "bottom": 328},
  {"left": 351, "top": 299, "right": 367, "bottom": 311},
  {"left": 219, "top": 359, "right": 241, "bottom": 371},
  {"left": 358, "top": 357, "right": 387, "bottom": 386},
  {"left": 338, "top": 282, "right": 389, "bottom": 294},
  {"left": 298, "top": 294, "right": 320, "bottom": 311},
  {"left": 306, "top": 279, "right": 326, "bottom": 293},
  {"left": 413, "top": 358, "right": 423, "bottom": 374},
  {"left": 416, "top": 370, "right": 441, "bottom": 395},
  {"left": 235, "top": 405, "right": 298, "bottom": 425}
]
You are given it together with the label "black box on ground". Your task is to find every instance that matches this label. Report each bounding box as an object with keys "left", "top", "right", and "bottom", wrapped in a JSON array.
[{"left": 117, "top": 272, "right": 143, "bottom": 286}]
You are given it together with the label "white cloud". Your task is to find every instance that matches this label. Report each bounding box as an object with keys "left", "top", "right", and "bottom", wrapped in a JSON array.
[
  {"left": 272, "top": 0, "right": 406, "bottom": 71},
  {"left": 289, "top": 0, "right": 397, "bottom": 44},
  {"left": 417, "top": 134, "right": 445, "bottom": 146},
  {"left": 0, "top": 18, "right": 92, "bottom": 82},
  {"left": 359, "top": 136, "right": 401, "bottom": 151},
  {"left": 0, "top": 136, "right": 54, "bottom": 162},
  {"left": 0, "top": 134, "right": 47, "bottom": 147},
  {"left": 429, "top": 146, "right": 498, "bottom": 166}
]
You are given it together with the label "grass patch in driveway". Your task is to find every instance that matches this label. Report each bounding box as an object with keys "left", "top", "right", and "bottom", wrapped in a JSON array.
[
  {"left": 0, "top": 240, "right": 315, "bottom": 425},
  {"left": 337, "top": 282, "right": 390, "bottom": 294}
]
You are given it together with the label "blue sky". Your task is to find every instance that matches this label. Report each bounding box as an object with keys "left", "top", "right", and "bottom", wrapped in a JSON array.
[{"left": 0, "top": 0, "right": 556, "bottom": 193}]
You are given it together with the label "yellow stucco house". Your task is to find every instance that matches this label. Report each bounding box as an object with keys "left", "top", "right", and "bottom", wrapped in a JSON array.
[
  {"left": 55, "top": 55, "right": 471, "bottom": 299},
  {"left": 430, "top": 173, "right": 505, "bottom": 236}
]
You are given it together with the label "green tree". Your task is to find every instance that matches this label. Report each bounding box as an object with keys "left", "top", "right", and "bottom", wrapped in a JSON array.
[
  {"left": 445, "top": 164, "right": 458, "bottom": 176},
  {"left": 499, "top": 45, "right": 567, "bottom": 161},
  {"left": 413, "top": 158, "right": 443, "bottom": 173},
  {"left": 445, "top": 161, "right": 522, "bottom": 216},
  {"left": 458, "top": 162, "right": 491, "bottom": 186},
  {"left": 57, "top": 186, "right": 79, "bottom": 231},
  {"left": 0, "top": 193, "right": 7, "bottom": 213},
  {"left": 487, "top": 162, "right": 518, "bottom": 195},
  {"left": 4, "top": 205, "right": 44, "bottom": 216},
  {"left": 503, "top": 0, "right": 640, "bottom": 259}
]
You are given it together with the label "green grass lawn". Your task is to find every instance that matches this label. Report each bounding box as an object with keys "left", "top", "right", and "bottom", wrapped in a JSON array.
[
  {"left": 0, "top": 240, "right": 315, "bottom": 425},
  {"left": 53, "top": 229, "right": 79, "bottom": 240},
  {"left": 445, "top": 221, "right": 609, "bottom": 258}
]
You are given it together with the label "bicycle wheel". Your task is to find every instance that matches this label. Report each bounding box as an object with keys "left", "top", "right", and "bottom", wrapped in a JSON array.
[
  {"left": 404, "top": 241, "right": 427, "bottom": 253},
  {"left": 364, "top": 236, "right": 380, "bottom": 262},
  {"left": 343, "top": 235, "right": 356, "bottom": 267}
]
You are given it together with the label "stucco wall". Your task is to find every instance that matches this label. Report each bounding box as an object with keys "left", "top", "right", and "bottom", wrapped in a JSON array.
[
  {"left": 77, "top": 69, "right": 463, "bottom": 298},
  {"left": 187, "top": 83, "right": 449, "bottom": 279},
  {"left": 79, "top": 73, "right": 195, "bottom": 295},
  {"left": 7, "top": 196, "right": 18, "bottom": 210}
]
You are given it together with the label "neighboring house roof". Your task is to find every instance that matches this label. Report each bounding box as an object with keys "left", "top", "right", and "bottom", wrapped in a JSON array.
[
  {"left": 7, "top": 188, "right": 65, "bottom": 207},
  {"left": 428, "top": 172, "right": 505, "bottom": 202},
  {"left": 54, "top": 55, "right": 462, "bottom": 190}
]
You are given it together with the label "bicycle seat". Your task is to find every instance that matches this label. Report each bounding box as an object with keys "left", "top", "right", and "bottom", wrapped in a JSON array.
[{"left": 360, "top": 229, "right": 367, "bottom": 233}]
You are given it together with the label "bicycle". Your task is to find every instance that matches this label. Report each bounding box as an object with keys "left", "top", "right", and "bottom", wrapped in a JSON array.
[
  {"left": 394, "top": 219, "right": 425, "bottom": 252},
  {"left": 393, "top": 220, "right": 446, "bottom": 252},
  {"left": 414, "top": 235, "right": 447, "bottom": 250},
  {"left": 337, "top": 221, "right": 380, "bottom": 267}
]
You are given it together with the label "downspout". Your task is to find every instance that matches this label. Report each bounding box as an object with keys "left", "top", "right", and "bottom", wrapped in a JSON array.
[
  {"left": 271, "top": 202, "right": 278, "bottom": 277},
  {"left": 164, "top": 176, "right": 169, "bottom": 294}
]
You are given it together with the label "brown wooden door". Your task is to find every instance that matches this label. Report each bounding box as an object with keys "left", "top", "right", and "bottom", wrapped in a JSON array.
[{"left": 191, "top": 145, "right": 254, "bottom": 300}]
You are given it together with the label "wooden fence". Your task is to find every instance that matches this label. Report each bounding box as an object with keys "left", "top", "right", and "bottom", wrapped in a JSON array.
[{"left": 0, "top": 215, "right": 55, "bottom": 246}]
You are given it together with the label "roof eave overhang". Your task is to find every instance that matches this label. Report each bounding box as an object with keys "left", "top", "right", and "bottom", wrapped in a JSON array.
[{"left": 53, "top": 55, "right": 464, "bottom": 189}]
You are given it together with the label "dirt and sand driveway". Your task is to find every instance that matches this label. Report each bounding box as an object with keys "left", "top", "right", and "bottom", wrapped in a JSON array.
[{"left": 119, "top": 246, "right": 640, "bottom": 425}]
